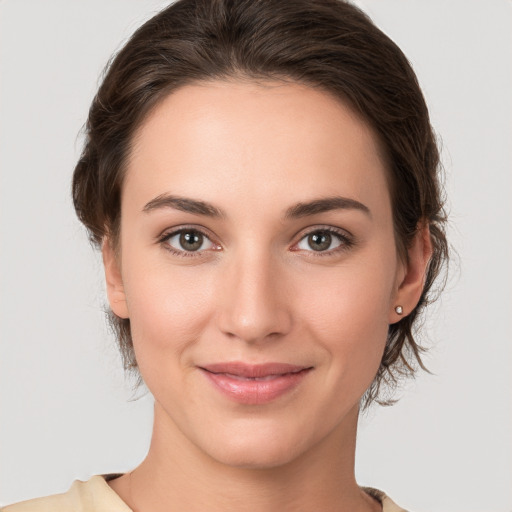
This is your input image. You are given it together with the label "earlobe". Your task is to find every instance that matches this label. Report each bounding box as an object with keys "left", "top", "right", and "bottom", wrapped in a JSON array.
[
  {"left": 102, "top": 238, "right": 129, "bottom": 319},
  {"left": 390, "top": 223, "right": 433, "bottom": 323}
]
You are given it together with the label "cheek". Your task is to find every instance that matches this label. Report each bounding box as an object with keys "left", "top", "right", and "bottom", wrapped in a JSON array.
[
  {"left": 297, "top": 260, "right": 395, "bottom": 386},
  {"left": 120, "top": 252, "right": 217, "bottom": 370}
]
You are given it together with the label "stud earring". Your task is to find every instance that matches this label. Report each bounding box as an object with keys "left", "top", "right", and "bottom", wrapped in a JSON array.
[{"left": 395, "top": 305, "right": 403, "bottom": 315}]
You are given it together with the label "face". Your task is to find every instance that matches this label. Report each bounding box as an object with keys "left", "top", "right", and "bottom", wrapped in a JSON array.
[{"left": 104, "top": 80, "right": 419, "bottom": 469}]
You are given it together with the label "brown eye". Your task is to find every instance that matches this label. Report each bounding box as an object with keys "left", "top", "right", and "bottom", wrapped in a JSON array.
[
  {"left": 307, "top": 231, "right": 332, "bottom": 251},
  {"left": 165, "top": 229, "right": 215, "bottom": 253},
  {"left": 296, "top": 229, "right": 346, "bottom": 253},
  {"left": 180, "top": 231, "right": 204, "bottom": 251}
]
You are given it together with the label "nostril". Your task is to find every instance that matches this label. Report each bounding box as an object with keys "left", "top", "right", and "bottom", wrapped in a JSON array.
[
  {"left": 214, "top": 262, "right": 293, "bottom": 343},
  {"left": 218, "top": 312, "right": 292, "bottom": 344}
]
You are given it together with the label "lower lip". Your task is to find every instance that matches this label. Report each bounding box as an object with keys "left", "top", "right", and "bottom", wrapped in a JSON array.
[{"left": 201, "top": 368, "right": 311, "bottom": 404}]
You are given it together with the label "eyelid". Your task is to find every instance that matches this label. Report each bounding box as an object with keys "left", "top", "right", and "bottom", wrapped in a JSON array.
[
  {"left": 290, "top": 225, "right": 355, "bottom": 254},
  {"left": 157, "top": 223, "right": 215, "bottom": 240},
  {"left": 156, "top": 224, "right": 355, "bottom": 258},
  {"left": 157, "top": 225, "right": 221, "bottom": 257}
]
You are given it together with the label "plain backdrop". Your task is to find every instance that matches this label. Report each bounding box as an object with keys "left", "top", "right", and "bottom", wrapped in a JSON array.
[{"left": 1, "top": 1, "right": 511, "bottom": 511}]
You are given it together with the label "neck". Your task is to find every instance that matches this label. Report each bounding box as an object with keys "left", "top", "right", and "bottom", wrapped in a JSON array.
[{"left": 113, "top": 401, "right": 380, "bottom": 512}]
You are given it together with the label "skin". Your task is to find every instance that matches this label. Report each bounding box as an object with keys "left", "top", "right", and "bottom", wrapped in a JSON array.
[{"left": 104, "top": 80, "right": 432, "bottom": 512}]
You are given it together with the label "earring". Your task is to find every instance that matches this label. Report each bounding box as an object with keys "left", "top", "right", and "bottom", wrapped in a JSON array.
[{"left": 395, "top": 305, "right": 403, "bottom": 315}]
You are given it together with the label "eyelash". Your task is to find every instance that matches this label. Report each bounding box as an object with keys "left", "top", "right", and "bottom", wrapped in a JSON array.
[
  {"left": 157, "top": 226, "right": 355, "bottom": 258},
  {"left": 293, "top": 226, "right": 355, "bottom": 257},
  {"left": 157, "top": 225, "right": 219, "bottom": 258}
]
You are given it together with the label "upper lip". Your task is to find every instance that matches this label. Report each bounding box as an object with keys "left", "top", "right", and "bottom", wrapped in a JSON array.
[{"left": 199, "top": 362, "right": 311, "bottom": 378}]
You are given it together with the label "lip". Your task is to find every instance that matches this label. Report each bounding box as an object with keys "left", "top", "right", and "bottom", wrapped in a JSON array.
[{"left": 199, "top": 362, "right": 312, "bottom": 404}]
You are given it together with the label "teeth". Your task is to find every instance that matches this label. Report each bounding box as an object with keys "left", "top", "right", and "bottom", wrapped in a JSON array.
[{"left": 224, "top": 373, "right": 282, "bottom": 381}]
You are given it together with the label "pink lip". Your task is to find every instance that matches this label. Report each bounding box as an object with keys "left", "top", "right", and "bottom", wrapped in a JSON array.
[{"left": 199, "top": 362, "right": 312, "bottom": 404}]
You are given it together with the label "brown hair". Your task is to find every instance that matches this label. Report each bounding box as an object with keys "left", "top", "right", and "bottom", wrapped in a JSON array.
[{"left": 72, "top": 0, "right": 448, "bottom": 408}]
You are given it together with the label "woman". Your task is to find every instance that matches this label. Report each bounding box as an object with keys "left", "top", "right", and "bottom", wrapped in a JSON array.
[{"left": 2, "top": 0, "right": 448, "bottom": 510}]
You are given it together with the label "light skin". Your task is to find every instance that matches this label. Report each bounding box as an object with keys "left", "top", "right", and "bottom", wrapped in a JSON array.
[{"left": 104, "top": 80, "right": 432, "bottom": 512}]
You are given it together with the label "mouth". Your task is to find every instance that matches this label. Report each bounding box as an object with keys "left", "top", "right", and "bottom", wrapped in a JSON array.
[{"left": 198, "top": 362, "right": 313, "bottom": 404}]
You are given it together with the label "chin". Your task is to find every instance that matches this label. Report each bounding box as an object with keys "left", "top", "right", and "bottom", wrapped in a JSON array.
[
  {"left": 209, "top": 440, "right": 303, "bottom": 470},
  {"left": 196, "top": 418, "right": 316, "bottom": 470}
]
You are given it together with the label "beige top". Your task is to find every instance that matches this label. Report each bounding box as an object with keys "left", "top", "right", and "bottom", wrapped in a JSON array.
[{"left": 2, "top": 475, "right": 408, "bottom": 512}]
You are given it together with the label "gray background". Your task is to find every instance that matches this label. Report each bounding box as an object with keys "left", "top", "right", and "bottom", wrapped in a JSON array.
[{"left": 1, "top": 1, "right": 511, "bottom": 510}]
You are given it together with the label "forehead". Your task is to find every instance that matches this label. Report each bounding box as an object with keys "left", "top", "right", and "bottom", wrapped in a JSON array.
[{"left": 124, "top": 79, "right": 390, "bottom": 217}]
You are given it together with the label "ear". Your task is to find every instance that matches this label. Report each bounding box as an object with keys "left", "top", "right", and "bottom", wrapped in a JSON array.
[
  {"left": 102, "top": 238, "right": 129, "bottom": 319},
  {"left": 389, "top": 223, "right": 433, "bottom": 323}
]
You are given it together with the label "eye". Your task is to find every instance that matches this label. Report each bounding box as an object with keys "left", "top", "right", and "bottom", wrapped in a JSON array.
[
  {"left": 295, "top": 228, "right": 351, "bottom": 253},
  {"left": 162, "top": 228, "right": 216, "bottom": 254}
]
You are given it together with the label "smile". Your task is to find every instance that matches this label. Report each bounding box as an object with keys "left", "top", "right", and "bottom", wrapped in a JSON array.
[{"left": 199, "top": 362, "right": 313, "bottom": 405}]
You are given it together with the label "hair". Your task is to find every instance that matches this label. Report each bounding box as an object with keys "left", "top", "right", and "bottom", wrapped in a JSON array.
[{"left": 72, "top": 0, "right": 448, "bottom": 408}]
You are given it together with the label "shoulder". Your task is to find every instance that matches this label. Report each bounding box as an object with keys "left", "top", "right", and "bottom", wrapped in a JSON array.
[
  {"left": 1, "top": 475, "right": 131, "bottom": 512},
  {"left": 362, "top": 486, "right": 410, "bottom": 512},
  {"left": 1, "top": 492, "right": 71, "bottom": 512}
]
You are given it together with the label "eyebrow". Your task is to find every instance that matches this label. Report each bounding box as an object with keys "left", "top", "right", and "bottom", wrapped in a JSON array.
[
  {"left": 143, "top": 193, "right": 370, "bottom": 219},
  {"left": 284, "top": 196, "right": 371, "bottom": 219},
  {"left": 143, "top": 194, "right": 225, "bottom": 218}
]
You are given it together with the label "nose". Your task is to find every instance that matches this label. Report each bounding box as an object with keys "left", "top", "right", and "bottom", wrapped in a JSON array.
[{"left": 216, "top": 251, "right": 293, "bottom": 344}]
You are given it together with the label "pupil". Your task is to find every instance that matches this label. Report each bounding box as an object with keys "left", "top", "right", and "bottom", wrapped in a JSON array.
[
  {"left": 308, "top": 232, "right": 331, "bottom": 251},
  {"left": 180, "top": 231, "right": 203, "bottom": 251}
]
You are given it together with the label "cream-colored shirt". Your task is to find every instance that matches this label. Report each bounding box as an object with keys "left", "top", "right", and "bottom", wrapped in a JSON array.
[{"left": 2, "top": 475, "right": 408, "bottom": 512}]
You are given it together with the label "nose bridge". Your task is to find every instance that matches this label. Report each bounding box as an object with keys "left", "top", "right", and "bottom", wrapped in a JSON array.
[{"left": 217, "top": 246, "right": 292, "bottom": 343}]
